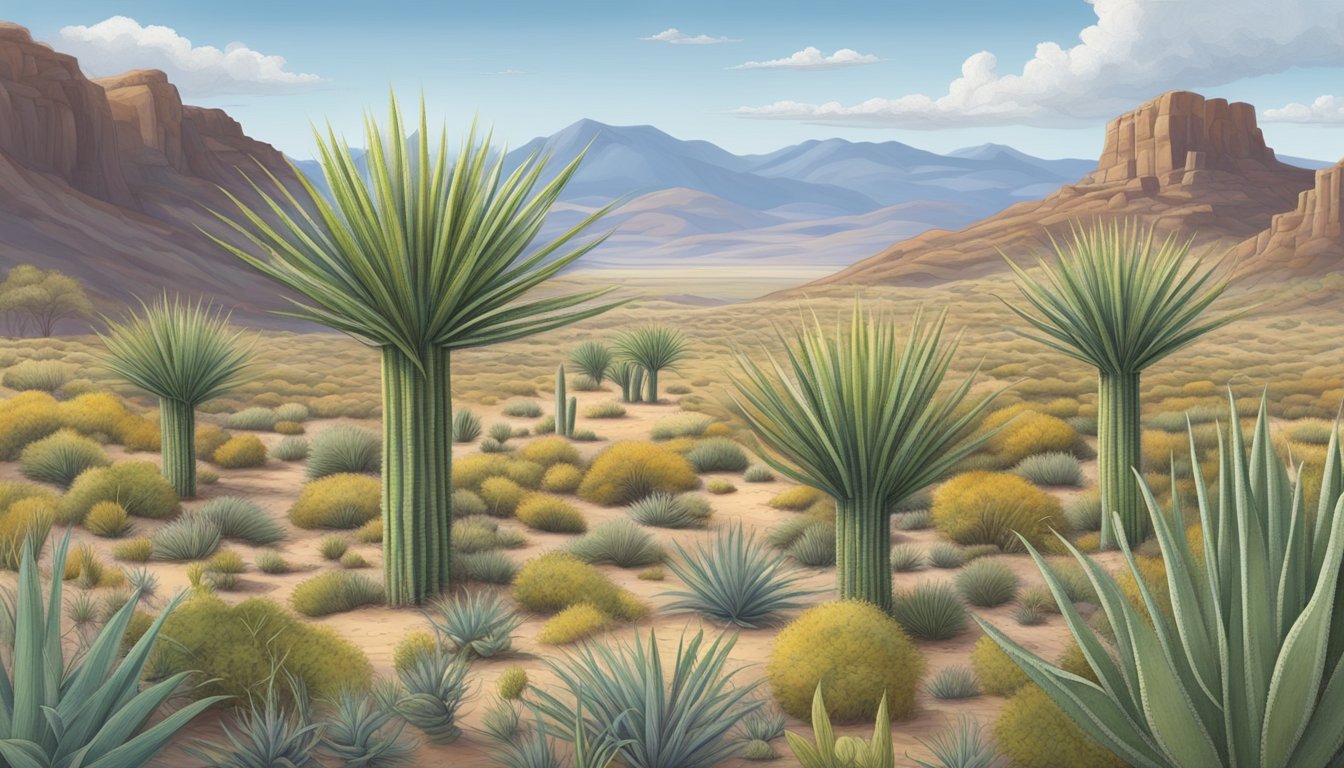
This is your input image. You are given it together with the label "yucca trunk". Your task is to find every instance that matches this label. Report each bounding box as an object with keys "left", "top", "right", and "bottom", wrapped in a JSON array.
[
  {"left": 159, "top": 398, "right": 196, "bottom": 498},
  {"left": 646, "top": 368, "right": 659, "bottom": 403},
  {"left": 835, "top": 496, "right": 891, "bottom": 611},
  {"left": 1096, "top": 371, "right": 1143, "bottom": 547},
  {"left": 382, "top": 346, "right": 453, "bottom": 605}
]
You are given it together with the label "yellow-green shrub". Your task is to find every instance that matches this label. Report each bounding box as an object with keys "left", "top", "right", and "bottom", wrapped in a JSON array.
[
  {"left": 212, "top": 435, "right": 268, "bottom": 468},
  {"left": 768, "top": 485, "right": 826, "bottom": 511},
  {"left": 577, "top": 442, "right": 698, "bottom": 505},
  {"left": 512, "top": 552, "right": 646, "bottom": 620},
  {"left": 58, "top": 392, "right": 132, "bottom": 438},
  {"left": 996, "top": 685, "right": 1126, "bottom": 768},
  {"left": 0, "top": 391, "right": 63, "bottom": 460},
  {"left": 518, "top": 437, "right": 582, "bottom": 467},
  {"left": 971, "top": 634, "right": 1030, "bottom": 696},
  {"left": 931, "top": 471, "right": 1065, "bottom": 551},
  {"left": 112, "top": 536, "right": 153, "bottom": 562},
  {"left": 981, "top": 406, "right": 1080, "bottom": 466},
  {"left": 194, "top": 422, "right": 232, "bottom": 462},
  {"left": 480, "top": 477, "right": 527, "bottom": 516},
  {"left": 497, "top": 665, "right": 528, "bottom": 700},
  {"left": 504, "top": 460, "right": 546, "bottom": 489},
  {"left": 0, "top": 494, "right": 55, "bottom": 569},
  {"left": 118, "top": 416, "right": 161, "bottom": 452},
  {"left": 515, "top": 493, "right": 587, "bottom": 533},
  {"left": 274, "top": 420, "right": 306, "bottom": 435},
  {"left": 288, "top": 473, "right": 380, "bottom": 529},
  {"left": 452, "top": 454, "right": 509, "bottom": 492},
  {"left": 393, "top": 630, "right": 439, "bottom": 675},
  {"left": 60, "top": 462, "right": 179, "bottom": 522},
  {"left": 541, "top": 464, "right": 584, "bottom": 494},
  {"left": 84, "top": 500, "right": 131, "bottom": 538},
  {"left": 536, "top": 602, "right": 610, "bottom": 645},
  {"left": 767, "top": 600, "right": 925, "bottom": 723}
]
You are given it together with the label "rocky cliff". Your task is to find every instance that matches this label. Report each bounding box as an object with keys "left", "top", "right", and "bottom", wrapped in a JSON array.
[{"left": 1232, "top": 159, "right": 1344, "bottom": 278}]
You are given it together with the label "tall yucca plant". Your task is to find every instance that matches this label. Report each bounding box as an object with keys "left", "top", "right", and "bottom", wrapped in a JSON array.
[
  {"left": 731, "top": 304, "right": 997, "bottom": 611},
  {"left": 614, "top": 325, "right": 687, "bottom": 402},
  {"left": 208, "top": 96, "right": 621, "bottom": 604},
  {"left": 1003, "top": 220, "right": 1241, "bottom": 546},
  {"left": 100, "top": 295, "right": 254, "bottom": 497},
  {"left": 979, "top": 393, "right": 1344, "bottom": 768}
]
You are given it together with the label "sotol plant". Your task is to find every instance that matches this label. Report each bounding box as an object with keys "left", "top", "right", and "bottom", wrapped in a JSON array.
[
  {"left": 614, "top": 325, "right": 687, "bottom": 403},
  {"left": 570, "top": 341, "right": 614, "bottom": 385},
  {"left": 1003, "top": 220, "right": 1241, "bottom": 546},
  {"left": 210, "top": 96, "right": 621, "bottom": 604},
  {"left": 731, "top": 304, "right": 996, "bottom": 611},
  {"left": 99, "top": 295, "right": 254, "bottom": 497},
  {"left": 979, "top": 394, "right": 1344, "bottom": 768}
]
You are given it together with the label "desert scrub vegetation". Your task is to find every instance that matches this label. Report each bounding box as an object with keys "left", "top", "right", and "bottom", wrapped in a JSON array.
[
  {"left": 187, "top": 496, "right": 286, "bottom": 545},
  {"left": 224, "top": 406, "right": 279, "bottom": 430},
  {"left": 931, "top": 470, "right": 1065, "bottom": 551},
  {"left": 926, "top": 665, "right": 981, "bottom": 700},
  {"left": 978, "top": 406, "right": 1082, "bottom": 468},
  {"left": 540, "top": 462, "right": 584, "bottom": 493},
  {"left": 650, "top": 412, "right": 712, "bottom": 441},
  {"left": 892, "top": 581, "right": 970, "bottom": 641},
  {"left": 733, "top": 305, "right": 995, "bottom": 611},
  {"left": 272, "top": 435, "right": 309, "bottom": 461},
  {"left": 663, "top": 523, "right": 811, "bottom": 628},
  {"left": 501, "top": 398, "right": 543, "bottom": 417},
  {"left": 2, "top": 359, "right": 74, "bottom": 392},
  {"left": 151, "top": 517, "right": 221, "bottom": 562},
  {"left": 536, "top": 602, "right": 611, "bottom": 646},
  {"left": 60, "top": 461, "right": 179, "bottom": 523},
  {"left": 512, "top": 551, "right": 647, "bottom": 621},
  {"left": 685, "top": 437, "right": 750, "bottom": 473},
  {"left": 568, "top": 519, "right": 663, "bottom": 567},
  {"left": 955, "top": 558, "right": 1021, "bottom": 607},
  {"left": 84, "top": 500, "right": 132, "bottom": 538},
  {"left": 577, "top": 441, "right": 698, "bottom": 505},
  {"left": 452, "top": 408, "right": 482, "bottom": 443},
  {"left": 627, "top": 491, "right": 708, "bottom": 529},
  {"left": 584, "top": 400, "right": 626, "bottom": 419},
  {"left": 1003, "top": 221, "right": 1242, "bottom": 547},
  {"left": 515, "top": 492, "right": 587, "bottom": 533},
  {"left": 99, "top": 295, "right": 255, "bottom": 497},
  {"left": 429, "top": 589, "right": 523, "bottom": 658},
  {"left": 291, "top": 570, "right": 386, "bottom": 616},
  {"left": 307, "top": 424, "right": 380, "bottom": 479},
  {"left": 517, "top": 435, "right": 582, "bottom": 467},
  {"left": 768, "top": 600, "right": 924, "bottom": 722},
  {"left": 1013, "top": 450, "right": 1084, "bottom": 486},
  {"left": 211, "top": 433, "right": 268, "bottom": 468},
  {"left": 569, "top": 340, "right": 614, "bottom": 385},
  {"left": 18, "top": 429, "right": 109, "bottom": 487},
  {"left": 210, "top": 95, "right": 622, "bottom": 604},
  {"left": 615, "top": 324, "right": 688, "bottom": 402},
  {"left": 288, "top": 473, "right": 381, "bottom": 529}
]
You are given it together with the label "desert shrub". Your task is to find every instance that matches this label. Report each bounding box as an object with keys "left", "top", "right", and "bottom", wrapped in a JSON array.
[
  {"left": 340, "top": 551, "right": 368, "bottom": 569},
  {"left": 255, "top": 550, "right": 292, "bottom": 574},
  {"left": 3, "top": 359, "right": 72, "bottom": 392},
  {"left": 112, "top": 536, "right": 153, "bottom": 562},
  {"left": 61, "top": 462, "right": 179, "bottom": 522},
  {"left": 981, "top": 407, "right": 1081, "bottom": 466},
  {"left": 291, "top": 571, "right": 385, "bottom": 616},
  {"left": 212, "top": 434, "right": 268, "bottom": 468},
  {"left": 512, "top": 552, "right": 646, "bottom": 620},
  {"left": 664, "top": 523, "right": 811, "bottom": 628},
  {"left": 788, "top": 522, "right": 836, "bottom": 566},
  {"left": 685, "top": 438, "right": 749, "bottom": 473},
  {"left": 273, "top": 420, "right": 305, "bottom": 435},
  {"left": 457, "top": 551, "right": 517, "bottom": 584},
  {"left": 118, "top": 417, "right": 161, "bottom": 452},
  {"left": 743, "top": 464, "right": 774, "bottom": 482},
  {"left": 394, "top": 630, "right": 438, "bottom": 675},
  {"left": 452, "top": 409, "right": 482, "bottom": 443},
  {"left": 956, "top": 558, "right": 1020, "bottom": 607},
  {"left": 540, "top": 463, "right": 584, "bottom": 493},
  {"left": 578, "top": 441, "right": 698, "bottom": 505},
  {"left": 926, "top": 665, "right": 981, "bottom": 700},
  {"left": 0, "top": 496, "right": 55, "bottom": 569},
  {"left": 0, "top": 391, "right": 63, "bottom": 459},
  {"left": 197, "top": 466, "right": 219, "bottom": 485},
  {"left": 892, "top": 582, "right": 969, "bottom": 640},
  {"left": 893, "top": 509, "right": 932, "bottom": 531},
  {"left": 536, "top": 602, "right": 611, "bottom": 645},
  {"left": 769, "top": 516, "right": 821, "bottom": 549},
  {"left": 584, "top": 401, "right": 626, "bottom": 419},
  {"left": 452, "top": 489, "right": 487, "bottom": 517},
  {"left": 1018, "top": 585, "right": 1059, "bottom": 617},
  {"left": 502, "top": 399, "right": 542, "bottom": 418},
  {"left": 138, "top": 594, "right": 372, "bottom": 705},
  {"left": 768, "top": 601, "right": 925, "bottom": 722},
  {"left": 479, "top": 477, "right": 527, "bottom": 517},
  {"left": 971, "top": 634, "right": 1029, "bottom": 696},
  {"left": 503, "top": 459, "right": 546, "bottom": 489},
  {"left": 226, "top": 407, "right": 279, "bottom": 431},
  {"left": 706, "top": 478, "right": 736, "bottom": 494},
  {"left": 517, "top": 437, "right": 581, "bottom": 468},
  {"left": 152, "top": 518, "right": 221, "bottom": 561},
  {"left": 1012, "top": 451, "right": 1083, "bottom": 487},
  {"left": 928, "top": 543, "right": 965, "bottom": 569},
  {"left": 478, "top": 437, "right": 507, "bottom": 453},
  {"left": 931, "top": 471, "right": 1065, "bottom": 551},
  {"left": 429, "top": 590, "right": 522, "bottom": 658},
  {"left": 650, "top": 413, "right": 712, "bottom": 441},
  {"left": 319, "top": 535, "right": 350, "bottom": 561},
  {"left": 190, "top": 496, "right": 286, "bottom": 545},
  {"left": 626, "top": 492, "right": 702, "bottom": 529},
  {"left": 272, "top": 436, "right": 310, "bottom": 461},
  {"left": 996, "top": 685, "right": 1126, "bottom": 768},
  {"left": 85, "top": 500, "right": 132, "bottom": 537},
  {"left": 19, "top": 429, "right": 109, "bottom": 487},
  {"left": 497, "top": 666, "right": 528, "bottom": 700},
  {"left": 451, "top": 454, "right": 509, "bottom": 492},
  {"left": 677, "top": 493, "right": 714, "bottom": 520},
  {"left": 767, "top": 485, "right": 825, "bottom": 511},
  {"left": 288, "top": 473, "right": 381, "bottom": 529},
  {"left": 515, "top": 493, "right": 586, "bottom": 533},
  {"left": 273, "top": 402, "right": 309, "bottom": 422},
  {"left": 307, "top": 424, "right": 380, "bottom": 479},
  {"left": 487, "top": 422, "right": 515, "bottom": 444},
  {"left": 193, "top": 422, "right": 231, "bottom": 461},
  {"left": 890, "top": 543, "right": 926, "bottom": 572},
  {"left": 568, "top": 519, "right": 663, "bottom": 567},
  {"left": 1064, "top": 488, "right": 1103, "bottom": 532}
]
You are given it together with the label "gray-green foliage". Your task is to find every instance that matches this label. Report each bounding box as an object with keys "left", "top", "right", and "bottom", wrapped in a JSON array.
[
  {"left": 321, "top": 687, "right": 417, "bottom": 767},
  {"left": 662, "top": 523, "right": 814, "bottom": 628},
  {"left": 394, "top": 648, "right": 471, "bottom": 743},
  {"left": 427, "top": 589, "right": 522, "bottom": 658},
  {"left": 307, "top": 424, "right": 381, "bottom": 480}
]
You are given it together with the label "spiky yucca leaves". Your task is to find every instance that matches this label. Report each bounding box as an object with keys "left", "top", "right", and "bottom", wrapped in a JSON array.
[
  {"left": 99, "top": 295, "right": 254, "bottom": 497},
  {"left": 786, "top": 687, "right": 894, "bottom": 768},
  {"left": 321, "top": 687, "right": 416, "bottom": 768},
  {"left": 0, "top": 532, "right": 225, "bottom": 767},
  {"left": 185, "top": 674, "right": 323, "bottom": 768},
  {"left": 570, "top": 341, "right": 614, "bottom": 386},
  {"left": 662, "top": 522, "right": 814, "bottom": 628},
  {"left": 209, "top": 96, "right": 622, "bottom": 604},
  {"left": 731, "top": 304, "right": 996, "bottom": 611},
  {"left": 1002, "top": 221, "right": 1241, "bottom": 546},
  {"left": 614, "top": 325, "right": 687, "bottom": 403},
  {"left": 979, "top": 393, "right": 1344, "bottom": 768}
]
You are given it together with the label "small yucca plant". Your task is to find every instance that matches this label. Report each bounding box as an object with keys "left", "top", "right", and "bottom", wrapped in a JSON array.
[
  {"left": 980, "top": 393, "right": 1344, "bottom": 767},
  {"left": 614, "top": 325, "right": 688, "bottom": 403},
  {"left": 99, "top": 295, "right": 254, "bottom": 497},
  {"left": 731, "top": 304, "right": 997, "bottom": 611},
  {"left": 786, "top": 687, "right": 893, "bottom": 768},
  {"left": 570, "top": 341, "right": 614, "bottom": 385},
  {"left": 1003, "top": 220, "right": 1242, "bottom": 546}
]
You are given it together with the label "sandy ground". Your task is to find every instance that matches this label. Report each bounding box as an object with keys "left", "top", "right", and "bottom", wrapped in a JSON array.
[{"left": 1, "top": 386, "right": 1118, "bottom": 767}]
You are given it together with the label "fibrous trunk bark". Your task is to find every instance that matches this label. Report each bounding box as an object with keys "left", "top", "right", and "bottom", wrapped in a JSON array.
[
  {"left": 1097, "top": 371, "right": 1144, "bottom": 548},
  {"left": 835, "top": 496, "right": 892, "bottom": 611},
  {"left": 159, "top": 398, "right": 196, "bottom": 498}
]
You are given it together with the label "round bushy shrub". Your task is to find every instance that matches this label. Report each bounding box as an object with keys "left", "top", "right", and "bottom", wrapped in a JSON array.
[
  {"left": 479, "top": 477, "right": 527, "bottom": 517},
  {"left": 60, "top": 462, "right": 179, "bottom": 523},
  {"left": 19, "top": 429, "right": 109, "bottom": 487},
  {"left": 685, "top": 438, "right": 749, "bottom": 473},
  {"left": 0, "top": 391, "right": 63, "bottom": 460},
  {"left": 931, "top": 471, "right": 1065, "bottom": 551},
  {"left": 272, "top": 436, "right": 310, "bottom": 462},
  {"left": 955, "top": 559, "right": 1021, "bottom": 607},
  {"left": 577, "top": 441, "right": 698, "bottom": 505},
  {"left": 497, "top": 665, "right": 528, "bottom": 700},
  {"left": 511, "top": 552, "right": 646, "bottom": 620},
  {"left": 451, "top": 454, "right": 509, "bottom": 492},
  {"left": 307, "top": 424, "right": 380, "bottom": 479},
  {"left": 517, "top": 437, "right": 582, "bottom": 468},
  {"left": 891, "top": 582, "right": 969, "bottom": 641},
  {"left": 212, "top": 434, "right": 268, "bottom": 468},
  {"left": 767, "top": 601, "right": 925, "bottom": 722},
  {"left": 767, "top": 485, "right": 825, "bottom": 511},
  {"left": 970, "top": 634, "right": 1029, "bottom": 696},
  {"left": 291, "top": 570, "right": 385, "bottom": 616},
  {"left": 1012, "top": 451, "right": 1084, "bottom": 487},
  {"left": 288, "top": 473, "right": 381, "bottom": 529},
  {"left": 541, "top": 463, "right": 584, "bottom": 494},
  {"left": 452, "top": 489, "right": 487, "bottom": 517},
  {"left": 743, "top": 464, "right": 774, "bottom": 483},
  {"left": 84, "top": 500, "right": 131, "bottom": 538},
  {"left": 996, "top": 685, "right": 1127, "bottom": 768},
  {"left": 503, "top": 459, "right": 546, "bottom": 489},
  {"left": 515, "top": 493, "right": 587, "bottom": 533},
  {"left": 536, "top": 603, "right": 610, "bottom": 645},
  {"left": 981, "top": 407, "right": 1081, "bottom": 467},
  {"left": 273, "top": 420, "right": 305, "bottom": 435}
]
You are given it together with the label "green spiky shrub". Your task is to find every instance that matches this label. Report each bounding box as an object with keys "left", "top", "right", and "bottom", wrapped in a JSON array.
[
  {"left": 428, "top": 590, "right": 523, "bottom": 658},
  {"left": 1003, "top": 221, "right": 1241, "bottom": 546},
  {"left": 662, "top": 523, "right": 813, "bottom": 628},
  {"left": 184, "top": 674, "right": 324, "bottom": 768},
  {"left": 99, "top": 295, "right": 255, "bottom": 498},
  {"left": 570, "top": 341, "right": 614, "bottom": 385},
  {"left": 785, "top": 687, "right": 894, "bottom": 768},
  {"left": 393, "top": 648, "right": 471, "bottom": 743},
  {"left": 452, "top": 409, "right": 482, "bottom": 444},
  {"left": 187, "top": 496, "right": 286, "bottom": 546},
  {"left": 568, "top": 519, "right": 664, "bottom": 568},
  {"left": 209, "top": 96, "right": 620, "bottom": 605},
  {"left": 979, "top": 394, "right": 1344, "bottom": 768},
  {"left": 320, "top": 687, "right": 416, "bottom": 767},
  {"left": 610, "top": 362, "right": 644, "bottom": 404},
  {"left": 614, "top": 325, "right": 688, "bottom": 403},
  {"left": 18, "top": 429, "right": 109, "bottom": 488},
  {"left": 0, "top": 533, "right": 224, "bottom": 765},
  {"left": 731, "top": 305, "right": 995, "bottom": 611},
  {"left": 307, "top": 424, "right": 380, "bottom": 479}
]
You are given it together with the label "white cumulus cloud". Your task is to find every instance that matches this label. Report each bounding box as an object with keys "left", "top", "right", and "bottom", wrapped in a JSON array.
[
  {"left": 736, "top": 0, "right": 1344, "bottom": 128},
  {"left": 56, "top": 16, "right": 323, "bottom": 96},
  {"left": 642, "top": 28, "right": 739, "bottom": 45},
  {"left": 1263, "top": 95, "right": 1344, "bottom": 124},
  {"left": 731, "top": 47, "right": 880, "bottom": 71}
]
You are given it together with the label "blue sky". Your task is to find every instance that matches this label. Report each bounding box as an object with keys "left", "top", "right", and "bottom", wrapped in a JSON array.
[{"left": 11, "top": 0, "right": 1344, "bottom": 161}]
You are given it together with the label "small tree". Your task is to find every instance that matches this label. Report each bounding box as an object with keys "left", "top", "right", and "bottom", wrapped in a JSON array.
[
  {"left": 569, "top": 341, "right": 614, "bottom": 385},
  {"left": 614, "top": 325, "right": 687, "bottom": 403},
  {"left": 0, "top": 265, "right": 93, "bottom": 337}
]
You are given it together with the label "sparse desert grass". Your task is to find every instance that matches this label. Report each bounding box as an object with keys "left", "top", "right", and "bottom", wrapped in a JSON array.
[
  {"left": 291, "top": 571, "right": 385, "bottom": 616},
  {"left": 568, "top": 519, "right": 663, "bottom": 567},
  {"left": 307, "top": 424, "right": 380, "bottom": 479},
  {"left": 289, "top": 473, "right": 381, "bottom": 529},
  {"left": 892, "top": 581, "right": 969, "bottom": 641}
]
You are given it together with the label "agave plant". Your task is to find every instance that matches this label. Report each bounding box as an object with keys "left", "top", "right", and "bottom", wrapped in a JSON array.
[
  {"left": 614, "top": 325, "right": 687, "bottom": 403},
  {"left": 321, "top": 687, "right": 417, "bottom": 768},
  {"left": 1002, "top": 220, "right": 1242, "bottom": 546},
  {"left": 662, "top": 522, "right": 815, "bottom": 628},
  {"left": 427, "top": 589, "right": 523, "bottom": 658},
  {"left": 185, "top": 673, "right": 324, "bottom": 768},
  {"left": 209, "top": 96, "right": 622, "bottom": 604},
  {"left": 394, "top": 647, "right": 472, "bottom": 743},
  {"left": 99, "top": 295, "right": 254, "bottom": 497},
  {"left": 979, "top": 393, "right": 1344, "bottom": 768},
  {"left": 569, "top": 341, "right": 614, "bottom": 386},
  {"left": 785, "top": 687, "right": 894, "bottom": 768},
  {"left": 0, "top": 532, "right": 224, "bottom": 767},
  {"left": 731, "top": 304, "right": 996, "bottom": 611}
]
